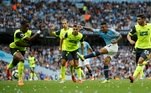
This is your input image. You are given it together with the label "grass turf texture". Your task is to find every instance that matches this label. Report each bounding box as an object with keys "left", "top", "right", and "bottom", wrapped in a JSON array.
[{"left": 0, "top": 79, "right": 151, "bottom": 93}]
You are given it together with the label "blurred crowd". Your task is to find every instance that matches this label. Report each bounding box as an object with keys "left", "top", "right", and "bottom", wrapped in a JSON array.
[
  {"left": 1, "top": 0, "right": 151, "bottom": 80},
  {"left": 0, "top": 45, "right": 151, "bottom": 81},
  {"left": 0, "top": 0, "right": 151, "bottom": 31}
]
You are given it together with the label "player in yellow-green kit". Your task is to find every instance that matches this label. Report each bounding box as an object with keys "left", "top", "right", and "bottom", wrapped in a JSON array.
[
  {"left": 127, "top": 14, "right": 151, "bottom": 83},
  {"left": 49, "top": 19, "right": 79, "bottom": 83},
  {"left": 28, "top": 52, "right": 36, "bottom": 80},
  {"left": 62, "top": 24, "right": 84, "bottom": 83},
  {"left": 6, "top": 20, "right": 41, "bottom": 86}
]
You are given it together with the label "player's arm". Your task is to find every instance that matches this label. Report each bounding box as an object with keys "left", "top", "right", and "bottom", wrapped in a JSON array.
[
  {"left": 113, "top": 33, "right": 122, "bottom": 44},
  {"left": 26, "top": 30, "right": 41, "bottom": 42},
  {"left": 80, "top": 35, "right": 85, "bottom": 44},
  {"left": 83, "top": 26, "right": 94, "bottom": 32},
  {"left": 111, "top": 29, "right": 122, "bottom": 44},
  {"left": 24, "top": 22, "right": 44, "bottom": 42},
  {"left": 49, "top": 24, "right": 60, "bottom": 37},
  {"left": 59, "top": 38, "right": 64, "bottom": 52},
  {"left": 80, "top": 42, "right": 84, "bottom": 54},
  {"left": 15, "top": 32, "right": 31, "bottom": 47},
  {"left": 59, "top": 32, "right": 67, "bottom": 52},
  {"left": 49, "top": 30, "right": 61, "bottom": 37},
  {"left": 127, "top": 26, "right": 136, "bottom": 45},
  {"left": 88, "top": 46, "right": 93, "bottom": 53},
  {"left": 86, "top": 42, "right": 93, "bottom": 53}
]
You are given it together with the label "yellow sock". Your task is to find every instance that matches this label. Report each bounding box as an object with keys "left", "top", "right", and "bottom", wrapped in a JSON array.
[
  {"left": 133, "top": 65, "right": 143, "bottom": 79},
  {"left": 139, "top": 65, "right": 145, "bottom": 79},
  {"left": 18, "top": 61, "right": 24, "bottom": 80},
  {"left": 8, "top": 61, "right": 15, "bottom": 69},
  {"left": 76, "top": 67, "right": 82, "bottom": 80},
  {"left": 60, "top": 66, "right": 66, "bottom": 80},
  {"left": 81, "top": 69, "right": 85, "bottom": 78},
  {"left": 30, "top": 73, "right": 33, "bottom": 79}
]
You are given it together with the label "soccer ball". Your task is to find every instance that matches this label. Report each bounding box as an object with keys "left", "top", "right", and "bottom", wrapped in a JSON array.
[{"left": 12, "top": 70, "right": 18, "bottom": 79}]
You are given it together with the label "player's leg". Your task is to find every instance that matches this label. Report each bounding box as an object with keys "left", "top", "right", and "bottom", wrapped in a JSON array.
[
  {"left": 17, "top": 51, "right": 25, "bottom": 86},
  {"left": 59, "top": 51, "right": 67, "bottom": 83},
  {"left": 68, "top": 51, "right": 78, "bottom": 83},
  {"left": 74, "top": 59, "right": 82, "bottom": 83},
  {"left": 70, "top": 50, "right": 80, "bottom": 83},
  {"left": 6, "top": 48, "right": 19, "bottom": 80},
  {"left": 102, "top": 56, "right": 111, "bottom": 83},
  {"left": 131, "top": 57, "right": 144, "bottom": 81},
  {"left": 135, "top": 49, "right": 145, "bottom": 79},
  {"left": 76, "top": 59, "right": 83, "bottom": 81},
  {"left": 139, "top": 65, "right": 145, "bottom": 79},
  {"left": 80, "top": 67, "right": 86, "bottom": 80},
  {"left": 6, "top": 59, "right": 18, "bottom": 80},
  {"left": 139, "top": 60, "right": 148, "bottom": 79},
  {"left": 77, "top": 48, "right": 106, "bottom": 61},
  {"left": 29, "top": 67, "right": 34, "bottom": 80},
  {"left": 101, "top": 44, "right": 118, "bottom": 83},
  {"left": 69, "top": 59, "right": 76, "bottom": 82},
  {"left": 85, "top": 59, "right": 93, "bottom": 80},
  {"left": 129, "top": 50, "right": 149, "bottom": 83},
  {"left": 129, "top": 49, "right": 140, "bottom": 83},
  {"left": 77, "top": 44, "right": 114, "bottom": 61}
]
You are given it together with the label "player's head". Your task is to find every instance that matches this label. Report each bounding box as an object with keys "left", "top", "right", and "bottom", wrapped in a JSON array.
[
  {"left": 137, "top": 14, "right": 146, "bottom": 26},
  {"left": 20, "top": 20, "right": 29, "bottom": 32},
  {"left": 100, "top": 22, "right": 108, "bottom": 32},
  {"left": 61, "top": 19, "right": 68, "bottom": 29},
  {"left": 29, "top": 52, "right": 34, "bottom": 56},
  {"left": 72, "top": 24, "right": 79, "bottom": 36}
]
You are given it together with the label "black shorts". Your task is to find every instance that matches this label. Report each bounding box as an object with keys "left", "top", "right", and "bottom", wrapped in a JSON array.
[
  {"left": 10, "top": 48, "right": 25, "bottom": 56},
  {"left": 10, "top": 48, "right": 25, "bottom": 65},
  {"left": 62, "top": 50, "right": 78, "bottom": 61},
  {"left": 30, "top": 67, "right": 35, "bottom": 72},
  {"left": 135, "top": 48, "right": 151, "bottom": 62},
  {"left": 140, "top": 49, "right": 151, "bottom": 60}
]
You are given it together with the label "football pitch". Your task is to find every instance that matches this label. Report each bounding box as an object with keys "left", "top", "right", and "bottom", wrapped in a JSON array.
[{"left": 0, "top": 79, "right": 151, "bottom": 93}]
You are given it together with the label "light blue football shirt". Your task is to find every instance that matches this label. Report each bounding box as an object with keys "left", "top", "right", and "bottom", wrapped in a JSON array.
[
  {"left": 93, "top": 28, "right": 120, "bottom": 45},
  {"left": 78, "top": 41, "right": 92, "bottom": 55}
]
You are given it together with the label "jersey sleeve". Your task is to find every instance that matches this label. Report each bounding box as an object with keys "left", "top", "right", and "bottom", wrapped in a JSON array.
[
  {"left": 16, "top": 32, "right": 24, "bottom": 38},
  {"left": 54, "top": 31, "right": 61, "bottom": 37},
  {"left": 22, "top": 30, "right": 32, "bottom": 40},
  {"left": 80, "top": 35, "right": 84, "bottom": 42},
  {"left": 128, "top": 26, "right": 136, "bottom": 36},
  {"left": 110, "top": 28, "right": 120, "bottom": 37},
  {"left": 64, "top": 32, "right": 68, "bottom": 39},
  {"left": 93, "top": 29, "right": 100, "bottom": 33},
  {"left": 86, "top": 42, "right": 92, "bottom": 50}
]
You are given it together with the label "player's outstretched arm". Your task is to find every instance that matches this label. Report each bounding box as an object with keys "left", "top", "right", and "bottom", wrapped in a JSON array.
[
  {"left": 28, "top": 30, "right": 41, "bottom": 41},
  {"left": 83, "top": 26, "right": 94, "bottom": 32},
  {"left": 49, "top": 24, "right": 57, "bottom": 36},
  {"left": 127, "top": 33, "right": 135, "bottom": 45}
]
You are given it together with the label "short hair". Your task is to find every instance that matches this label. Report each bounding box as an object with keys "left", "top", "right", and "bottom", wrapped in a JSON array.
[
  {"left": 137, "top": 14, "right": 146, "bottom": 19},
  {"left": 73, "top": 24, "right": 78, "bottom": 27},
  {"left": 101, "top": 22, "right": 107, "bottom": 25},
  {"left": 61, "top": 19, "right": 68, "bottom": 23},
  {"left": 21, "top": 20, "right": 29, "bottom": 26}
]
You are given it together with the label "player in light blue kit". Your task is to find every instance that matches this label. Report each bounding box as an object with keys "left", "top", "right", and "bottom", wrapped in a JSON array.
[
  {"left": 77, "top": 22, "right": 122, "bottom": 83},
  {"left": 78, "top": 41, "right": 94, "bottom": 80}
]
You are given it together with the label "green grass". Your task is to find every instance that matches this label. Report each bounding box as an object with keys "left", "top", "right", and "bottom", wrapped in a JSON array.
[{"left": 0, "top": 79, "right": 151, "bottom": 93}]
